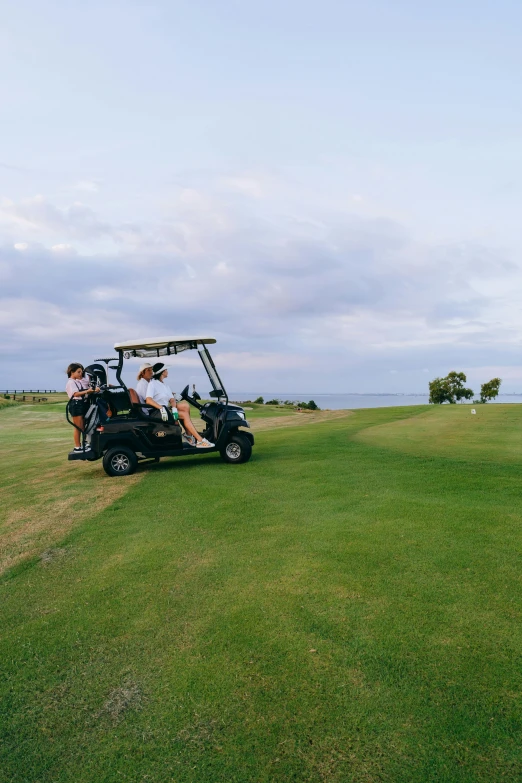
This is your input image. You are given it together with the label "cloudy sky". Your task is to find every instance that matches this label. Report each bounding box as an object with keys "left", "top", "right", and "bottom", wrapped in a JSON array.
[{"left": 2, "top": 0, "right": 522, "bottom": 394}]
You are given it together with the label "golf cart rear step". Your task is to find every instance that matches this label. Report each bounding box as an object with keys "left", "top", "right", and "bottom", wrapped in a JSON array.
[{"left": 68, "top": 450, "right": 97, "bottom": 461}]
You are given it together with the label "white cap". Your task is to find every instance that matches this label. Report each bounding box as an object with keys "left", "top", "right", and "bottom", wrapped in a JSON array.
[{"left": 137, "top": 362, "right": 153, "bottom": 375}]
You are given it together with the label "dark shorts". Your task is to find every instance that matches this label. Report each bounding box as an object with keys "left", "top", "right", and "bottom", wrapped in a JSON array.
[{"left": 68, "top": 398, "right": 88, "bottom": 417}]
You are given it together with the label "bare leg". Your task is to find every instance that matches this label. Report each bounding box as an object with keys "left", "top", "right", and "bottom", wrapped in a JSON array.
[
  {"left": 177, "top": 401, "right": 192, "bottom": 418},
  {"left": 176, "top": 405, "right": 204, "bottom": 442},
  {"left": 72, "top": 415, "right": 84, "bottom": 447}
]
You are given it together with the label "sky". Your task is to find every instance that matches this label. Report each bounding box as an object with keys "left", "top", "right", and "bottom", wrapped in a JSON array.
[{"left": 1, "top": 0, "right": 522, "bottom": 394}]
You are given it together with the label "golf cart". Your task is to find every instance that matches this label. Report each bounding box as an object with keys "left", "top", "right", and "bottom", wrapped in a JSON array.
[{"left": 66, "top": 337, "right": 253, "bottom": 476}]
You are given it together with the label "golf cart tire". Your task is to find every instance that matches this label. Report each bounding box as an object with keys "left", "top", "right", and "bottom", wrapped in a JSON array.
[
  {"left": 220, "top": 432, "right": 252, "bottom": 464},
  {"left": 103, "top": 446, "right": 138, "bottom": 477}
]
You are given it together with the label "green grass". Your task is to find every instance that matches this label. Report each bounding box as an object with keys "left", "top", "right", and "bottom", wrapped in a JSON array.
[
  {"left": 1, "top": 404, "right": 522, "bottom": 781},
  {"left": 357, "top": 402, "right": 522, "bottom": 463},
  {"left": 232, "top": 401, "right": 298, "bottom": 419},
  {"left": 0, "top": 397, "right": 21, "bottom": 409}
]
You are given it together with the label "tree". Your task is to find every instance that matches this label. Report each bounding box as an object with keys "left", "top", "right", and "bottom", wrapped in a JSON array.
[
  {"left": 307, "top": 400, "right": 319, "bottom": 410},
  {"left": 429, "top": 371, "right": 473, "bottom": 404},
  {"left": 265, "top": 399, "right": 280, "bottom": 406},
  {"left": 449, "top": 372, "right": 474, "bottom": 403},
  {"left": 428, "top": 377, "right": 452, "bottom": 404},
  {"left": 480, "top": 377, "right": 501, "bottom": 403},
  {"left": 254, "top": 396, "right": 264, "bottom": 404}
]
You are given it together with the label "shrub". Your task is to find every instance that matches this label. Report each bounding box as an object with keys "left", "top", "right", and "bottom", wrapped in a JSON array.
[
  {"left": 265, "top": 399, "right": 280, "bottom": 406},
  {"left": 295, "top": 400, "right": 320, "bottom": 410},
  {"left": 254, "top": 397, "right": 264, "bottom": 404}
]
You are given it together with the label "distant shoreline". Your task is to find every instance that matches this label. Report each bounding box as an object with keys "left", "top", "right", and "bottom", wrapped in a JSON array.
[
  {"left": 230, "top": 392, "right": 522, "bottom": 397},
  {"left": 229, "top": 393, "right": 522, "bottom": 411}
]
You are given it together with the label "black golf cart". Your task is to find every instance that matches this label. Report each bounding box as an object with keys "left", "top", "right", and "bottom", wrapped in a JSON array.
[{"left": 67, "top": 336, "right": 253, "bottom": 476}]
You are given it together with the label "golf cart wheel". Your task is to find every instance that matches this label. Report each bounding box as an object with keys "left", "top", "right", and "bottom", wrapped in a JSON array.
[
  {"left": 103, "top": 446, "right": 137, "bottom": 477},
  {"left": 220, "top": 432, "right": 252, "bottom": 464}
]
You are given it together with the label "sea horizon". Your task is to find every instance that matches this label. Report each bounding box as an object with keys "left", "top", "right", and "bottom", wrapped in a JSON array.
[{"left": 228, "top": 392, "right": 522, "bottom": 410}]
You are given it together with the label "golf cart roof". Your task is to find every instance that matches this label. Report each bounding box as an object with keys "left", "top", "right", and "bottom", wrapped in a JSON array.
[{"left": 114, "top": 336, "right": 216, "bottom": 358}]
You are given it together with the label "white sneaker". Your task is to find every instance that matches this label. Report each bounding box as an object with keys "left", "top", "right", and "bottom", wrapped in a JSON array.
[{"left": 196, "top": 438, "right": 214, "bottom": 448}]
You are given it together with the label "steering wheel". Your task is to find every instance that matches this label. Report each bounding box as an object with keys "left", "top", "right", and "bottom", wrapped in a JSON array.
[{"left": 180, "top": 384, "right": 203, "bottom": 409}]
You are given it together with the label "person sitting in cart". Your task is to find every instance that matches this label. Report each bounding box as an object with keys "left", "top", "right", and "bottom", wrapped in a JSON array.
[
  {"left": 136, "top": 363, "right": 154, "bottom": 413},
  {"left": 146, "top": 363, "right": 214, "bottom": 448}
]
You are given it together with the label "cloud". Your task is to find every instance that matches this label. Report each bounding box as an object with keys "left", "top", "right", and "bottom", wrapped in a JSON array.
[
  {"left": 0, "top": 196, "right": 111, "bottom": 243},
  {"left": 221, "top": 176, "right": 264, "bottom": 198},
  {"left": 0, "top": 162, "right": 28, "bottom": 172},
  {"left": 74, "top": 180, "right": 100, "bottom": 193},
  {"left": 51, "top": 243, "right": 75, "bottom": 254},
  {"left": 214, "top": 352, "right": 311, "bottom": 371},
  {"left": 0, "top": 298, "right": 142, "bottom": 346},
  {"left": 0, "top": 182, "right": 520, "bottom": 390}
]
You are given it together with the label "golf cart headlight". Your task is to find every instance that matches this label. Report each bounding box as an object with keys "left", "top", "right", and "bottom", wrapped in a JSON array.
[{"left": 237, "top": 412, "right": 245, "bottom": 419}]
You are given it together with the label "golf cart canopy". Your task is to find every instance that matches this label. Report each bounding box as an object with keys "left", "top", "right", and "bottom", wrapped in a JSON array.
[{"left": 114, "top": 337, "right": 216, "bottom": 358}]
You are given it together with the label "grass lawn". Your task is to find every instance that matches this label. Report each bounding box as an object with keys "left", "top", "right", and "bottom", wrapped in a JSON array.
[{"left": 1, "top": 403, "right": 522, "bottom": 781}]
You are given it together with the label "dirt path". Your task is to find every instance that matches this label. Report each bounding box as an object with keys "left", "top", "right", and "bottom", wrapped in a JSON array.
[{"left": 249, "top": 409, "right": 352, "bottom": 432}]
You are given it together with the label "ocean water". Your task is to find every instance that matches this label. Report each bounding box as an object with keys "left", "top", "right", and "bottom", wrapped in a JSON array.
[{"left": 228, "top": 393, "right": 522, "bottom": 410}]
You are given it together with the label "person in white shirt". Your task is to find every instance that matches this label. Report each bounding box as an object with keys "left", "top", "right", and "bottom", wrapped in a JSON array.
[
  {"left": 136, "top": 363, "right": 153, "bottom": 414},
  {"left": 146, "top": 365, "right": 214, "bottom": 448}
]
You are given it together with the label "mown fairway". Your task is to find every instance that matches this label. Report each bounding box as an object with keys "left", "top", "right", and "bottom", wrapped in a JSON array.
[{"left": 1, "top": 403, "right": 522, "bottom": 782}]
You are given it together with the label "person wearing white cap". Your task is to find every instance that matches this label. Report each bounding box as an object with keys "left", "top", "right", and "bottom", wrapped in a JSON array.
[
  {"left": 136, "top": 363, "right": 154, "bottom": 414},
  {"left": 146, "top": 364, "right": 214, "bottom": 448}
]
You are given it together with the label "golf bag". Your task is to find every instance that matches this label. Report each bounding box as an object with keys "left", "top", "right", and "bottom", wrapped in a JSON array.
[
  {"left": 83, "top": 397, "right": 112, "bottom": 442},
  {"left": 84, "top": 363, "right": 108, "bottom": 388}
]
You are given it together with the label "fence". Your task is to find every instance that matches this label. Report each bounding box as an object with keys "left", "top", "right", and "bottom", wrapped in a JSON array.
[
  {"left": 1, "top": 389, "right": 60, "bottom": 403},
  {"left": 0, "top": 390, "right": 57, "bottom": 394}
]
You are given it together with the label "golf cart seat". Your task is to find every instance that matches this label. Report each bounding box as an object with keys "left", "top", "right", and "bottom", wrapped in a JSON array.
[
  {"left": 102, "top": 388, "right": 131, "bottom": 415},
  {"left": 128, "top": 388, "right": 153, "bottom": 419}
]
